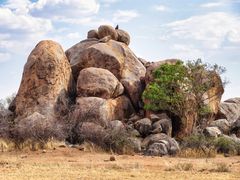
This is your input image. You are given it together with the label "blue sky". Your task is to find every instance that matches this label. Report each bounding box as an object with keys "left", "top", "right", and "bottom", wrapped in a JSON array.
[{"left": 0, "top": 0, "right": 239, "bottom": 100}]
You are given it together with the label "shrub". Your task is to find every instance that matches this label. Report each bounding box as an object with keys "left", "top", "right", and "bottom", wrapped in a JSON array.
[
  {"left": 212, "top": 163, "right": 230, "bottom": 172},
  {"left": 68, "top": 120, "right": 134, "bottom": 154},
  {"left": 180, "top": 134, "right": 216, "bottom": 158},
  {"left": 143, "top": 59, "right": 226, "bottom": 129},
  {"left": 214, "top": 137, "right": 236, "bottom": 154},
  {"left": 103, "top": 128, "right": 135, "bottom": 154},
  {"left": 10, "top": 113, "right": 66, "bottom": 150},
  {"left": 165, "top": 163, "right": 193, "bottom": 171}
]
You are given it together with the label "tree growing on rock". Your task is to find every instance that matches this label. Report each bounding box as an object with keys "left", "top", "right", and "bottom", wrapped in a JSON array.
[{"left": 142, "top": 59, "right": 226, "bottom": 135}]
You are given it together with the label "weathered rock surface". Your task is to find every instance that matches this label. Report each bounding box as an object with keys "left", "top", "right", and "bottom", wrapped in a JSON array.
[
  {"left": 204, "top": 73, "right": 224, "bottom": 115},
  {"left": 87, "top": 30, "right": 99, "bottom": 39},
  {"left": 116, "top": 29, "right": 130, "bottom": 45},
  {"left": 65, "top": 39, "right": 99, "bottom": 79},
  {"left": 98, "top": 25, "right": 118, "bottom": 40},
  {"left": 73, "top": 96, "right": 134, "bottom": 126},
  {"left": 152, "top": 118, "right": 172, "bottom": 136},
  {"left": 210, "top": 119, "right": 230, "bottom": 134},
  {"left": 77, "top": 67, "right": 124, "bottom": 99},
  {"left": 217, "top": 98, "right": 240, "bottom": 123},
  {"left": 109, "top": 120, "right": 124, "bottom": 131},
  {"left": 134, "top": 118, "right": 152, "bottom": 137},
  {"left": 142, "top": 133, "right": 179, "bottom": 156},
  {"left": 12, "top": 40, "right": 73, "bottom": 117},
  {"left": 66, "top": 39, "right": 146, "bottom": 108},
  {"left": 231, "top": 118, "right": 240, "bottom": 137},
  {"left": 203, "top": 127, "right": 222, "bottom": 137}
]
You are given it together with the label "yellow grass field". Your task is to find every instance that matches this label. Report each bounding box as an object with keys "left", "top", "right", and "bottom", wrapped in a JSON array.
[{"left": 0, "top": 148, "right": 240, "bottom": 180}]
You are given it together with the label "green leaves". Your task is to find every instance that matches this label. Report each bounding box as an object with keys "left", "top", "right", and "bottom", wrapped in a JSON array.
[{"left": 142, "top": 59, "right": 226, "bottom": 126}]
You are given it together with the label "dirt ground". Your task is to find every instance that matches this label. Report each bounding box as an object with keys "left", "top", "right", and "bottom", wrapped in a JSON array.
[{"left": 0, "top": 147, "right": 240, "bottom": 180}]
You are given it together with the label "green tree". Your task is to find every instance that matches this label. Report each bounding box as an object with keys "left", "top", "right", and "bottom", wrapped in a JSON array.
[{"left": 142, "top": 59, "right": 226, "bottom": 128}]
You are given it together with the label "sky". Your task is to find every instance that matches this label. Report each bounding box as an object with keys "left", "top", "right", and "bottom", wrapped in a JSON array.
[{"left": 0, "top": 0, "right": 239, "bottom": 101}]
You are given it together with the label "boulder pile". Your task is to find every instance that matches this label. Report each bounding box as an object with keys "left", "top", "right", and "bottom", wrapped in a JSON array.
[{"left": 8, "top": 25, "right": 239, "bottom": 156}]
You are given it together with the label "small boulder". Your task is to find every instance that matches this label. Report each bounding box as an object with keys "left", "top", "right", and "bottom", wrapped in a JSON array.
[
  {"left": 110, "top": 156, "right": 116, "bottom": 161},
  {"left": 149, "top": 114, "right": 160, "bottom": 122},
  {"left": 98, "top": 25, "right": 118, "bottom": 40},
  {"left": 116, "top": 29, "right": 130, "bottom": 45},
  {"left": 134, "top": 118, "right": 152, "bottom": 137},
  {"left": 146, "top": 142, "right": 168, "bottom": 156},
  {"left": 210, "top": 119, "right": 230, "bottom": 134},
  {"left": 203, "top": 127, "right": 222, "bottom": 137},
  {"left": 217, "top": 98, "right": 240, "bottom": 123},
  {"left": 156, "top": 118, "right": 172, "bottom": 136},
  {"left": 109, "top": 120, "right": 124, "bottom": 132},
  {"left": 129, "top": 114, "right": 141, "bottom": 123},
  {"left": 142, "top": 133, "right": 179, "bottom": 156},
  {"left": 151, "top": 121, "right": 163, "bottom": 134},
  {"left": 87, "top": 29, "right": 99, "bottom": 39}
]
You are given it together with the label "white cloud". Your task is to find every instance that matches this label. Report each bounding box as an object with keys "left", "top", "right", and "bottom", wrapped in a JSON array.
[
  {"left": 53, "top": 16, "right": 113, "bottom": 26},
  {"left": 172, "top": 44, "right": 204, "bottom": 60},
  {"left": 154, "top": 5, "right": 169, "bottom": 12},
  {"left": 0, "top": 52, "right": 11, "bottom": 63},
  {"left": 0, "top": 7, "right": 52, "bottom": 33},
  {"left": 0, "top": 3, "right": 53, "bottom": 63},
  {"left": 66, "top": 32, "right": 81, "bottom": 39},
  {"left": 30, "top": 0, "right": 100, "bottom": 18},
  {"left": 113, "top": 10, "right": 139, "bottom": 23},
  {"left": 2, "top": 0, "right": 31, "bottom": 14},
  {"left": 164, "top": 12, "right": 240, "bottom": 49},
  {"left": 200, "top": 2, "right": 225, "bottom": 8}
]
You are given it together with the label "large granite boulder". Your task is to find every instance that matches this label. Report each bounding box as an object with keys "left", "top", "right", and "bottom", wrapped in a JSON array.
[
  {"left": 72, "top": 96, "right": 134, "bottom": 126},
  {"left": 65, "top": 39, "right": 99, "bottom": 79},
  {"left": 217, "top": 98, "right": 240, "bottom": 123},
  {"left": 66, "top": 39, "right": 146, "bottom": 108},
  {"left": 11, "top": 40, "right": 73, "bottom": 117},
  {"left": 77, "top": 67, "right": 124, "bottom": 99}
]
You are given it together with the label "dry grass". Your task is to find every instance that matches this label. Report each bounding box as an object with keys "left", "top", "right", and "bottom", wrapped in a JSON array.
[
  {"left": 0, "top": 148, "right": 240, "bottom": 180},
  {"left": 177, "top": 148, "right": 217, "bottom": 158}
]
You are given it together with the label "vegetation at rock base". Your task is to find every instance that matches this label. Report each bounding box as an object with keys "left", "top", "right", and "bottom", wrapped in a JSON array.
[
  {"left": 143, "top": 59, "right": 227, "bottom": 128},
  {"left": 178, "top": 134, "right": 240, "bottom": 157}
]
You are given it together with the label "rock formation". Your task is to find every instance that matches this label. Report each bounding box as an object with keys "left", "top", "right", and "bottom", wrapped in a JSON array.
[
  {"left": 8, "top": 25, "right": 233, "bottom": 156},
  {"left": 10, "top": 40, "right": 73, "bottom": 118}
]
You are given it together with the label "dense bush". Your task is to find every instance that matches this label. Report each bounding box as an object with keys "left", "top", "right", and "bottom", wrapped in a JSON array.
[
  {"left": 68, "top": 121, "right": 135, "bottom": 154},
  {"left": 143, "top": 59, "right": 226, "bottom": 128},
  {"left": 10, "top": 113, "right": 66, "bottom": 150},
  {"left": 180, "top": 134, "right": 240, "bottom": 157},
  {"left": 214, "top": 136, "right": 237, "bottom": 154},
  {"left": 179, "top": 134, "right": 216, "bottom": 157}
]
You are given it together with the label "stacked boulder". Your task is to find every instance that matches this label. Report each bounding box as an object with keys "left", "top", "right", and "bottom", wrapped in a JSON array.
[
  {"left": 9, "top": 25, "right": 229, "bottom": 156},
  {"left": 65, "top": 25, "right": 146, "bottom": 129},
  {"left": 204, "top": 98, "right": 240, "bottom": 138}
]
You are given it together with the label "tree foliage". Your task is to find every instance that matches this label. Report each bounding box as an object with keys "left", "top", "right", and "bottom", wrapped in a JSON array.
[{"left": 142, "top": 59, "right": 226, "bottom": 126}]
